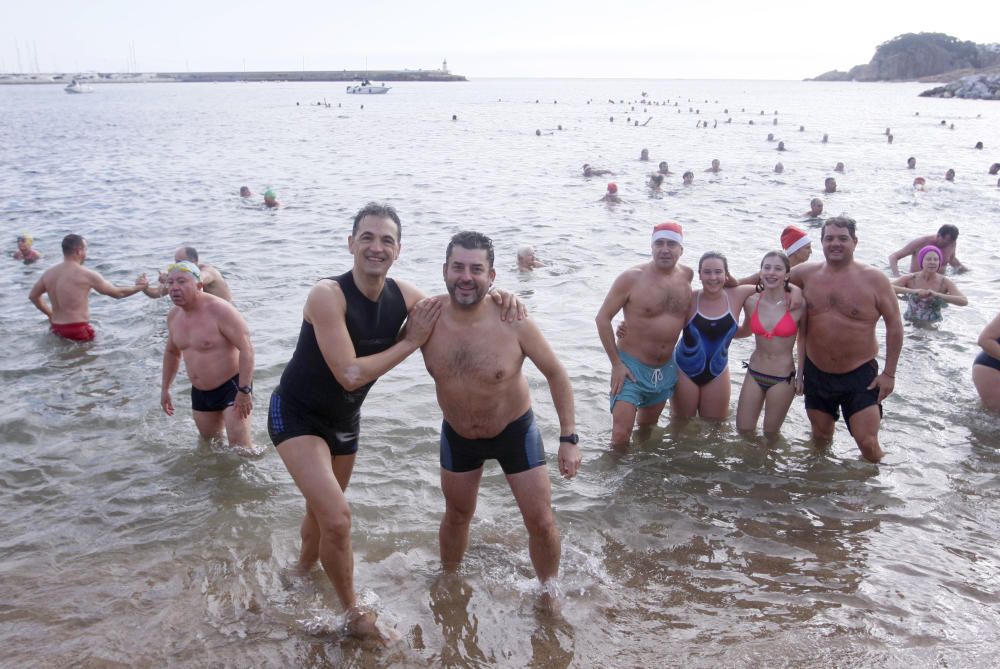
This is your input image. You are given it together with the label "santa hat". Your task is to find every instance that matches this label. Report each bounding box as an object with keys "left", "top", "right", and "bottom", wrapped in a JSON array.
[
  {"left": 780, "top": 225, "right": 810, "bottom": 255},
  {"left": 652, "top": 221, "right": 684, "bottom": 245}
]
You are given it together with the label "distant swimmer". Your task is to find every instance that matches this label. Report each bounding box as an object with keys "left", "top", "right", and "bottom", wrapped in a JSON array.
[
  {"left": 834, "top": 162, "right": 845, "bottom": 173},
  {"left": 891, "top": 246, "right": 967, "bottom": 324},
  {"left": 789, "top": 216, "right": 903, "bottom": 463},
  {"left": 799, "top": 125, "right": 805, "bottom": 132},
  {"left": 682, "top": 171, "right": 694, "bottom": 185},
  {"left": 239, "top": 186, "right": 252, "bottom": 198},
  {"left": 596, "top": 222, "right": 693, "bottom": 448},
  {"left": 804, "top": 199, "right": 824, "bottom": 218},
  {"left": 657, "top": 161, "right": 672, "bottom": 175},
  {"left": 263, "top": 188, "right": 280, "bottom": 208},
  {"left": 822, "top": 133, "right": 829, "bottom": 143},
  {"left": 888, "top": 224, "right": 966, "bottom": 276},
  {"left": 945, "top": 168, "right": 955, "bottom": 182},
  {"left": 419, "top": 231, "right": 580, "bottom": 600},
  {"left": 975, "top": 141, "right": 983, "bottom": 150},
  {"left": 517, "top": 245, "right": 544, "bottom": 271},
  {"left": 972, "top": 312, "right": 1000, "bottom": 412},
  {"left": 583, "top": 163, "right": 613, "bottom": 177},
  {"left": 648, "top": 173, "right": 664, "bottom": 194},
  {"left": 773, "top": 162, "right": 784, "bottom": 174},
  {"left": 887, "top": 134, "right": 893, "bottom": 144},
  {"left": 824, "top": 177, "right": 837, "bottom": 193},
  {"left": 160, "top": 261, "right": 257, "bottom": 454},
  {"left": 776, "top": 141, "right": 786, "bottom": 151},
  {"left": 767, "top": 133, "right": 775, "bottom": 142},
  {"left": 639, "top": 148, "right": 649, "bottom": 161},
  {"left": 989, "top": 163, "right": 1000, "bottom": 175},
  {"left": 706, "top": 159, "right": 722, "bottom": 173},
  {"left": 146, "top": 246, "right": 233, "bottom": 303},
  {"left": 28, "top": 234, "right": 148, "bottom": 342},
  {"left": 13, "top": 233, "right": 42, "bottom": 264},
  {"left": 913, "top": 176, "right": 927, "bottom": 191},
  {"left": 601, "top": 182, "right": 621, "bottom": 203},
  {"left": 907, "top": 156, "right": 916, "bottom": 169}
]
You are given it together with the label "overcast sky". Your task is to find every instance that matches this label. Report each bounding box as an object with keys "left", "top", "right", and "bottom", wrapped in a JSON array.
[{"left": 1, "top": 0, "right": 995, "bottom": 79}]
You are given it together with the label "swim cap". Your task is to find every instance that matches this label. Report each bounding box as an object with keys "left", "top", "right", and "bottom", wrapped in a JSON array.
[
  {"left": 17, "top": 232, "right": 33, "bottom": 245},
  {"left": 607, "top": 183, "right": 618, "bottom": 193},
  {"left": 264, "top": 188, "right": 276, "bottom": 199},
  {"left": 652, "top": 221, "right": 683, "bottom": 245},
  {"left": 780, "top": 225, "right": 810, "bottom": 255},
  {"left": 167, "top": 260, "right": 202, "bottom": 282},
  {"left": 917, "top": 245, "right": 942, "bottom": 269}
]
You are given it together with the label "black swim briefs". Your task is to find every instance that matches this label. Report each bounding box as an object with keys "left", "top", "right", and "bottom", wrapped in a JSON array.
[
  {"left": 191, "top": 374, "right": 239, "bottom": 412},
  {"left": 267, "top": 390, "right": 360, "bottom": 456},
  {"left": 804, "top": 357, "right": 882, "bottom": 430},
  {"left": 440, "top": 409, "right": 545, "bottom": 475}
]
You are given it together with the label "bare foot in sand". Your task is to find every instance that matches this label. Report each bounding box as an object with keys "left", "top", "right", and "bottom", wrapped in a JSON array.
[{"left": 346, "top": 607, "right": 401, "bottom": 644}]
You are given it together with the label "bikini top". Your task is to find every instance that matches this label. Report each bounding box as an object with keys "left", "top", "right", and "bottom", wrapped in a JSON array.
[{"left": 750, "top": 297, "right": 797, "bottom": 338}]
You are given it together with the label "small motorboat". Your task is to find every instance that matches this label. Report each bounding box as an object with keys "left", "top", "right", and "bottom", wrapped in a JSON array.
[
  {"left": 64, "top": 79, "right": 94, "bottom": 94},
  {"left": 346, "top": 80, "right": 390, "bottom": 94}
]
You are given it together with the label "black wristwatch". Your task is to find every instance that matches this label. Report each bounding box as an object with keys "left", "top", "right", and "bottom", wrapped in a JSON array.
[
  {"left": 558, "top": 433, "right": 579, "bottom": 445},
  {"left": 237, "top": 384, "right": 253, "bottom": 395}
]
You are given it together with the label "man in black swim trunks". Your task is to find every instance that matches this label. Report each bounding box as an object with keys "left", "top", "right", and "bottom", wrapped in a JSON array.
[
  {"left": 789, "top": 216, "right": 903, "bottom": 463},
  {"left": 420, "top": 231, "right": 580, "bottom": 598},
  {"left": 161, "top": 261, "right": 255, "bottom": 452},
  {"left": 268, "top": 204, "right": 523, "bottom": 640}
]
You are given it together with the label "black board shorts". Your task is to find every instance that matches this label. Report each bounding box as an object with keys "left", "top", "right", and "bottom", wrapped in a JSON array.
[{"left": 804, "top": 357, "right": 882, "bottom": 432}]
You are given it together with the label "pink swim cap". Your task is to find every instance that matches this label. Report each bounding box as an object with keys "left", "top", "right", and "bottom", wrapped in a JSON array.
[{"left": 917, "top": 245, "right": 942, "bottom": 268}]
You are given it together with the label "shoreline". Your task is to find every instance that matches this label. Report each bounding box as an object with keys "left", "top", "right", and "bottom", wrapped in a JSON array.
[{"left": 0, "top": 69, "right": 467, "bottom": 85}]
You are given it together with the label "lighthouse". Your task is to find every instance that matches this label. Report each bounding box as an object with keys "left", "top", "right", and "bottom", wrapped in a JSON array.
[{"left": 441, "top": 59, "right": 449, "bottom": 74}]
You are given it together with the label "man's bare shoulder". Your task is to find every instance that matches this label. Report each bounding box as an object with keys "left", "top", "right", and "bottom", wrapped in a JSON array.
[
  {"left": 856, "top": 262, "right": 892, "bottom": 287},
  {"left": 792, "top": 261, "right": 824, "bottom": 281},
  {"left": 393, "top": 278, "right": 426, "bottom": 306}
]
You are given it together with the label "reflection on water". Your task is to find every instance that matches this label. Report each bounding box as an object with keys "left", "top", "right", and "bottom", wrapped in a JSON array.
[{"left": 1, "top": 79, "right": 999, "bottom": 666}]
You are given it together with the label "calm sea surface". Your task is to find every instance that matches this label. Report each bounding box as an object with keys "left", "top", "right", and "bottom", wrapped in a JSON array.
[{"left": 1, "top": 78, "right": 999, "bottom": 668}]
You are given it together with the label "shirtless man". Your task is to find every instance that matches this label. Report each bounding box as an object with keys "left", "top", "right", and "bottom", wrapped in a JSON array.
[
  {"left": 804, "top": 198, "right": 824, "bottom": 218},
  {"left": 706, "top": 158, "right": 722, "bottom": 173},
  {"left": 147, "top": 246, "right": 233, "bottom": 302},
  {"left": 28, "top": 234, "right": 148, "bottom": 342},
  {"left": 789, "top": 216, "right": 903, "bottom": 463},
  {"left": 267, "top": 203, "right": 522, "bottom": 640},
  {"left": 889, "top": 225, "right": 966, "bottom": 276},
  {"left": 516, "top": 245, "right": 543, "bottom": 271},
  {"left": 420, "top": 231, "right": 580, "bottom": 594},
  {"left": 160, "top": 261, "right": 255, "bottom": 452},
  {"left": 596, "top": 222, "right": 693, "bottom": 448},
  {"left": 824, "top": 177, "right": 837, "bottom": 194}
]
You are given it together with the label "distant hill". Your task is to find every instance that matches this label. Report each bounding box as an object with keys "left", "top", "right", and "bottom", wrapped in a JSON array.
[{"left": 811, "top": 33, "right": 1000, "bottom": 82}]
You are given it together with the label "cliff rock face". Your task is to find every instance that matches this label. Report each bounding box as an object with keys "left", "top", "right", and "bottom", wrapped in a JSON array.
[{"left": 811, "top": 33, "right": 1000, "bottom": 82}]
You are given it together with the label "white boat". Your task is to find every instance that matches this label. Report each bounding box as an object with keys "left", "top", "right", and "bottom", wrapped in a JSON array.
[
  {"left": 346, "top": 80, "right": 390, "bottom": 95},
  {"left": 64, "top": 80, "right": 93, "bottom": 94}
]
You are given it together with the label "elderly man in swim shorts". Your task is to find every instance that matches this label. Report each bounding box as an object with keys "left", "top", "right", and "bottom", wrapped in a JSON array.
[
  {"left": 161, "top": 261, "right": 255, "bottom": 452},
  {"left": 28, "top": 234, "right": 148, "bottom": 342},
  {"left": 596, "top": 222, "right": 693, "bottom": 448}
]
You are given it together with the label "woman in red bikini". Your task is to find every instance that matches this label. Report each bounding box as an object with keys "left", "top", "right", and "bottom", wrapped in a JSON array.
[{"left": 735, "top": 251, "right": 806, "bottom": 435}]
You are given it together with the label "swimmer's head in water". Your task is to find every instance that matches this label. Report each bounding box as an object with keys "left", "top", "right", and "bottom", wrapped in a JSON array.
[
  {"left": 652, "top": 221, "right": 683, "bottom": 246},
  {"left": 239, "top": 186, "right": 251, "bottom": 197},
  {"left": 167, "top": 260, "right": 202, "bottom": 282},
  {"left": 989, "top": 163, "right": 1000, "bottom": 175},
  {"left": 263, "top": 188, "right": 276, "bottom": 200},
  {"left": 17, "top": 233, "right": 33, "bottom": 246},
  {"left": 918, "top": 245, "right": 943, "bottom": 270},
  {"left": 780, "top": 226, "right": 810, "bottom": 257},
  {"left": 607, "top": 183, "right": 618, "bottom": 193}
]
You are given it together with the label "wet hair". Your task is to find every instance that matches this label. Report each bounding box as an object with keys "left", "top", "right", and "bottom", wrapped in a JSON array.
[
  {"left": 682, "top": 171, "right": 694, "bottom": 179},
  {"left": 178, "top": 246, "right": 199, "bottom": 262},
  {"left": 352, "top": 202, "right": 402, "bottom": 240},
  {"left": 698, "top": 250, "right": 729, "bottom": 275},
  {"left": 936, "top": 224, "right": 959, "bottom": 241},
  {"left": 756, "top": 251, "right": 791, "bottom": 293},
  {"left": 447, "top": 231, "right": 494, "bottom": 268},
  {"left": 62, "top": 233, "right": 85, "bottom": 255},
  {"left": 821, "top": 215, "right": 857, "bottom": 241}
]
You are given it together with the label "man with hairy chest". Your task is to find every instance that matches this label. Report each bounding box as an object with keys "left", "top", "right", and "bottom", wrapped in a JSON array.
[{"left": 420, "top": 231, "right": 580, "bottom": 600}]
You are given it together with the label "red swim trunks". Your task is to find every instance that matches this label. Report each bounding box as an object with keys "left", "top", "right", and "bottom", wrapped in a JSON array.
[{"left": 50, "top": 321, "right": 96, "bottom": 342}]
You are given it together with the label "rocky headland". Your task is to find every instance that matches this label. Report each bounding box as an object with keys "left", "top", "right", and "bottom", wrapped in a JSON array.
[{"left": 810, "top": 33, "right": 1000, "bottom": 99}]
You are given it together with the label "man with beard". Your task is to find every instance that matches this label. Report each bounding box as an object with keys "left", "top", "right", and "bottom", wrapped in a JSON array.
[
  {"left": 789, "top": 216, "right": 903, "bottom": 463},
  {"left": 29, "top": 234, "right": 148, "bottom": 342},
  {"left": 160, "top": 261, "right": 255, "bottom": 452},
  {"left": 595, "top": 222, "right": 693, "bottom": 448},
  {"left": 420, "top": 231, "right": 579, "bottom": 599}
]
